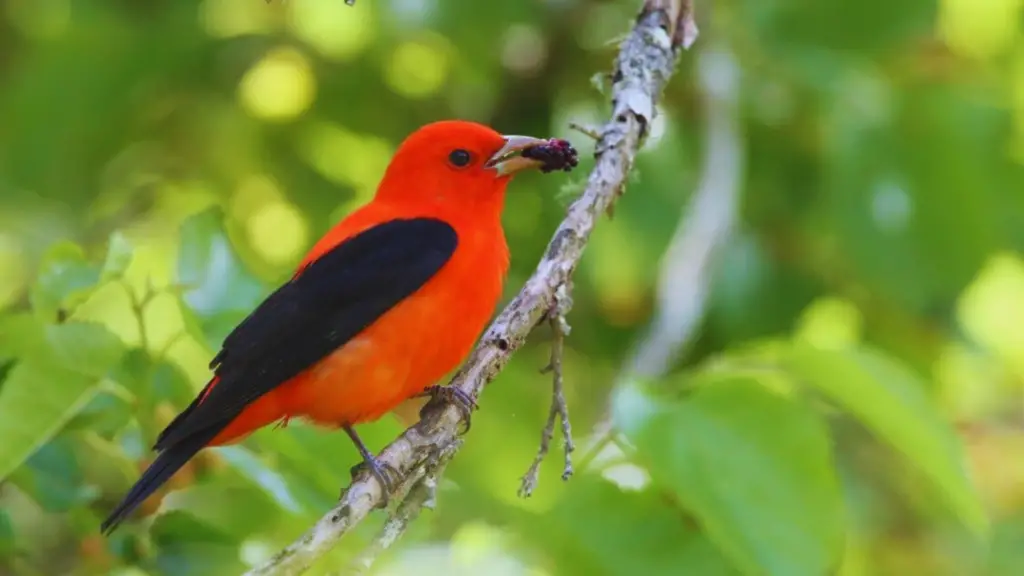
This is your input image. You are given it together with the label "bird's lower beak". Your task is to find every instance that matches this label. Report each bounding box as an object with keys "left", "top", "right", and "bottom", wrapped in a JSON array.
[{"left": 486, "top": 135, "right": 549, "bottom": 176}]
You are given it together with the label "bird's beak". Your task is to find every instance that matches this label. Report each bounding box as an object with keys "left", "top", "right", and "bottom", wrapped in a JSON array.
[{"left": 486, "top": 135, "right": 549, "bottom": 176}]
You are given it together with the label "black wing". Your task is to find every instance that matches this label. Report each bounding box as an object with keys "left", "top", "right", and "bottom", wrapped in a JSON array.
[{"left": 155, "top": 217, "right": 458, "bottom": 449}]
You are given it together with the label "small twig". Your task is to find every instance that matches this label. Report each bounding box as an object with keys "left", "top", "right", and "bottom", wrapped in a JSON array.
[
  {"left": 519, "top": 286, "right": 576, "bottom": 497},
  {"left": 120, "top": 278, "right": 155, "bottom": 353},
  {"left": 568, "top": 122, "right": 602, "bottom": 142},
  {"left": 155, "top": 330, "right": 188, "bottom": 359},
  {"left": 347, "top": 440, "right": 461, "bottom": 575}
]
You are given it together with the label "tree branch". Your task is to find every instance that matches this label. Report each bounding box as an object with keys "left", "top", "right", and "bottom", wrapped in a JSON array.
[
  {"left": 347, "top": 439, "right": 461, "bottom": 574},
  {"left": 244, "top": 2, "right": 695, "bottom": 574}
]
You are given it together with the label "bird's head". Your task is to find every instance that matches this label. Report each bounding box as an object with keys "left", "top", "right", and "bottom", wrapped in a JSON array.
[{"left": 375, "top": 120, "right": 571, "bottom": 213}]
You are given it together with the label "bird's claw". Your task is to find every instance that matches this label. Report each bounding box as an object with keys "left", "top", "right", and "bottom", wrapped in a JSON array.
[
  {"left": 419, "top": 385, "right": 477, "bottom": 433},
  {"left": 348, "top": 457, "right": 401, "bottom": 509}
]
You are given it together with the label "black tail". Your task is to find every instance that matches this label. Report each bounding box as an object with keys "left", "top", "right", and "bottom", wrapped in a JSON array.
[{"left": 100, "top": 427, "right": 218, "bottom": 534}]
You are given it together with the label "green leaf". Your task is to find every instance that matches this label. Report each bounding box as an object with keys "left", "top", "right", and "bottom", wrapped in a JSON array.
[
  {"left": 155, "top": 480, "right": 280, "bottom": 538},
  {"left": 73, "top": 432, "right": 139, "bottom": 492},
  {"left": 111, "top": 348, "right": 152, "bottom": 398},
  {"left": 0, "top": 313, "right": 45, "bottom": 361},
  {"left": 174, "top": 294, "right": 211, "bottom": 352},
  {"left": 29, "top": 241, "right": 102, "bottom": 320},
  {"left": 616, "top": 377, "right": 845, "bottom": 576},
  {"left": 176, "top": 208, "right": 266, "bottom": 349},
  {"left": 149, "top": 538, "right": 246, "bottom": 576},
  {"left": 8, "top": 436, "right": 93, "bottom": 512},
  {"left": 987, "top": 515, "right": 1024, "bottom": 575},
  {"left": 101, "top": 230, "right": 133, "bottom": 279},
  {"left": 218, "top": 446, "right": 302, "bottom": 514},
  {"left": 250, "top": 424, "right": 363, "bottom": 508},
  {"left": 45, "top": 321, "right": 125, "bottom": 378},
  {"left": 528, "top": 475, "right": 739, "bottom": 576},
  {"left": 149, "top": 510, "right": 248, "bottom": 573},
  {"left": 0, "top": 361, "right": 96, "bottom": 483},
  {"left": 0, "top": 320, "right": 125, "bottom": 482},
  {"left": 151, "top": 357, "right": 198, "bottom": 405},
  {"left": 778, "top": 344, "right": 988, "bottom": 536},
  {"left": 64, "top": 390, "right": 134, "bottom": 435}
]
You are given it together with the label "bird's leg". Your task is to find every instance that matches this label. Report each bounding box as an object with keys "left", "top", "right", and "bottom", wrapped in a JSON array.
[
  {"left": 418, "top": 385, "right": 477, "bottom": 432},
  {"left": 343, "top": 425, "right": 400, "bottom": 507}
]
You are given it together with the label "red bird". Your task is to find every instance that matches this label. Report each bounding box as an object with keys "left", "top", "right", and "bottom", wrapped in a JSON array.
[{"left": 101, "top": 120, "right": 577, "bottom": 533}]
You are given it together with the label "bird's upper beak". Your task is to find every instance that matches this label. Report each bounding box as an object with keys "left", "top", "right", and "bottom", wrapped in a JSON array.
[{"left": 485, "top": 135, "right": 549, "bottom": 176}]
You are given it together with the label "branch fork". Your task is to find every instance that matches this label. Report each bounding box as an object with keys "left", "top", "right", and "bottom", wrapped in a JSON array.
[{"left": 519, "top": 284, "right": 576, "bottom": 497}]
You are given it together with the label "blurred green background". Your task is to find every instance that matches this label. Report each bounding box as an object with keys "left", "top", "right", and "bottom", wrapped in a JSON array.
[{"left": 2, "top": 0, "right": 1023, "bottom": 574}]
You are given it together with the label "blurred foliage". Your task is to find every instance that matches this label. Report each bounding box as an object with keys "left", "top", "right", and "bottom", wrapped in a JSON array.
[{"left": 1, "top": 0, "right": 1023, "bottom": 575}]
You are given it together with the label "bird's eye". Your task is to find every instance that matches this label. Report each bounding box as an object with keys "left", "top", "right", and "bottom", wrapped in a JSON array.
[{"left": 448, "top": 149, "right": 472, "bottom": 168}]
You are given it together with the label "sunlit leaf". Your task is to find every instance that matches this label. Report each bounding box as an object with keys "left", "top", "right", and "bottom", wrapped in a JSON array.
[
  {"left": 778, "top": 344, "right": 988, "bottom": 536},
  {"left": 0, "top": 363, "right": 90, "bottom": 483},
  {"left": 45, "top": 321, "right": 125, "bottom": 378},
  {"left": 0, "top": 320, "right": 125, "bottom": 482},
  {"left": 617, "top": 377, "right": 845, "bottom": 576},
  {"left": 0, "top": 312, "right": 46, "bottom": 361}
]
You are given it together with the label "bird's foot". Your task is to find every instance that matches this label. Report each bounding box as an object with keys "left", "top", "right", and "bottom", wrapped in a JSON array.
[
  {"left": 348, "top": 456, "right": 401, "bottom": 508},
  {"left": 419, "top": 385, "right": 477, "bottom": 432},
  {"left": 342, "top": 424, "right": 400, "bottom": 508}
]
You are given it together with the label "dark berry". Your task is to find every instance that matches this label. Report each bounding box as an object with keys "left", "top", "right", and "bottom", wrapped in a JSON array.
[{"left": 521, "top": 139, "right": 579, "bottom": 174}]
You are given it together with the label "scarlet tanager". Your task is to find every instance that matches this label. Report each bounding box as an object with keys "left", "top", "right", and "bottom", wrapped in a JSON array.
[{"left": 101, "top": 120, "right": 578, "bottom": 533}]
